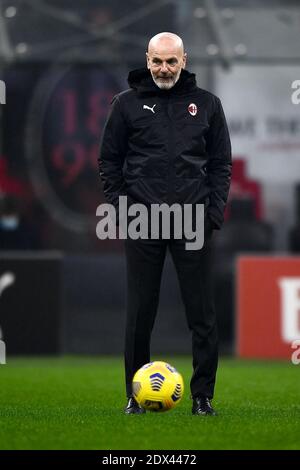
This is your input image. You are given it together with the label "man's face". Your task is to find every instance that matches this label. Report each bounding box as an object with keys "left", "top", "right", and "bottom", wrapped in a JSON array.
[{"left": 146, "top": 42, "right": 186, "bottom": 90}]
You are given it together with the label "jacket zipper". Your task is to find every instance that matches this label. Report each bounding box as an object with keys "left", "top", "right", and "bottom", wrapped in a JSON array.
[{"left": 166, "top": 95, "right": 175, "bottom": 205}]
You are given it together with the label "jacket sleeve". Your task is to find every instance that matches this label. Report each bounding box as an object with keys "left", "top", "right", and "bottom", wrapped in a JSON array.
[
  {"left": 98, "top": 95, "right": 129, "bottom": 223},
  {"left": 205, "top": 97, "right": 232, "bottom": 229}
]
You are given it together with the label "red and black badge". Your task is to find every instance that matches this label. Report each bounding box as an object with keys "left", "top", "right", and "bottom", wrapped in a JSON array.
[{"left": 188, "top": 103, "right": 197, "bottom": 116}]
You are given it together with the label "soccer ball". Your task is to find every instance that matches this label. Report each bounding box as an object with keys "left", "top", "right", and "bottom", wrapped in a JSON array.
[{"left": 132, "top": 361, "right": 184, "bottom": 412}]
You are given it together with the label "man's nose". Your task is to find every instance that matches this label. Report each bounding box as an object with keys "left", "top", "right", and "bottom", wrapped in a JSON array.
[{"left": 160, "top": 62, "right": 169, "bottom": 73}]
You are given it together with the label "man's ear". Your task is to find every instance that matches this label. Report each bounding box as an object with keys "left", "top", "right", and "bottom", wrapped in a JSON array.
[
  {"left": 146, "top": 52, "right": 150, "bottom": 69},
  {"left": 182, "top": 52, "right": 187, "bottom": 69}
]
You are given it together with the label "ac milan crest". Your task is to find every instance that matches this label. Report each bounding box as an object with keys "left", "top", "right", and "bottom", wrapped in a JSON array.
[{"left": 188, "top": 103, "right": 197, "bottom": 116}]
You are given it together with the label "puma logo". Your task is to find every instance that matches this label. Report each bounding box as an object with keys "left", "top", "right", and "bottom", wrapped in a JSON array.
[{"left": 143, "top": 104, "right": 156, "bottom": 114}]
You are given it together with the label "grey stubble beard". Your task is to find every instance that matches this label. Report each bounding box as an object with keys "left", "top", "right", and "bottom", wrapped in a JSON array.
[{"left": 150, "top": 69, "right": 181, "bottom": 90}]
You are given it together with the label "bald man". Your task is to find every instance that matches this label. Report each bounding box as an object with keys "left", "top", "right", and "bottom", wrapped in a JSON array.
[
  {"left": 99, "top": 32, "right": 232, "bottom": 415},
  {"left": 146, "top": 32, "right": 186, "bottom": 90}
]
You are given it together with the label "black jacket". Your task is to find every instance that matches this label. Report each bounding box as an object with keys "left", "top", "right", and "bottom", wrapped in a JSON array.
[{"left": 99, "top": 67, "right": 232, "bottom": 229}]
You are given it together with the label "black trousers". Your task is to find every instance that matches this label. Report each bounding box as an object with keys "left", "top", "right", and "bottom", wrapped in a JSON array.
[{"left": 124, "top": 225, "right": 218, "bottom": 400}]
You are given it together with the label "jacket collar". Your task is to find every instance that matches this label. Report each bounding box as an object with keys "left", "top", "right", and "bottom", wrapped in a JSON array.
[{"left": 127, "top": 67, "right": 197, "bottom": 96}]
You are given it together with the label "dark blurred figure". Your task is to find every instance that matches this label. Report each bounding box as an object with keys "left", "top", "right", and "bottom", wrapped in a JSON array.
[
  {"left": 212, "top": 196, "right": 273, "bottom": 351},
  {"left": 0, "top": 194, "right": 40, "bottom": 250},
  {"left": 215, "top": 197, "right": 273, "bottom": 255},
  {"left": 289, "top": 183, "right": 300, "bottom": 253}
]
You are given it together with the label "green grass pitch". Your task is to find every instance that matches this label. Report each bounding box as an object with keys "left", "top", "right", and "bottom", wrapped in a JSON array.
[{"left": 0, "top": 357, "right": 299, "bottom": 450}]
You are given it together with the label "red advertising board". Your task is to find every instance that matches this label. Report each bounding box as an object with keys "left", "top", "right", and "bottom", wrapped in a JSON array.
[{"left": 237, "top": 256, "right": 300, "bottom": 359}]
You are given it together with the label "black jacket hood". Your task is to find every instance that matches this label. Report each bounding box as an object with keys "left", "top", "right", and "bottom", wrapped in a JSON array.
[{"left": 127, "top": 67, "right": 197, "bottom": 96}]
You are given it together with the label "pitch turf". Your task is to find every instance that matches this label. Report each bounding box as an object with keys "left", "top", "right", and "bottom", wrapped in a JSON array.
[{"left": 0, "top": 356, "right": 299, "bottom": 450}]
